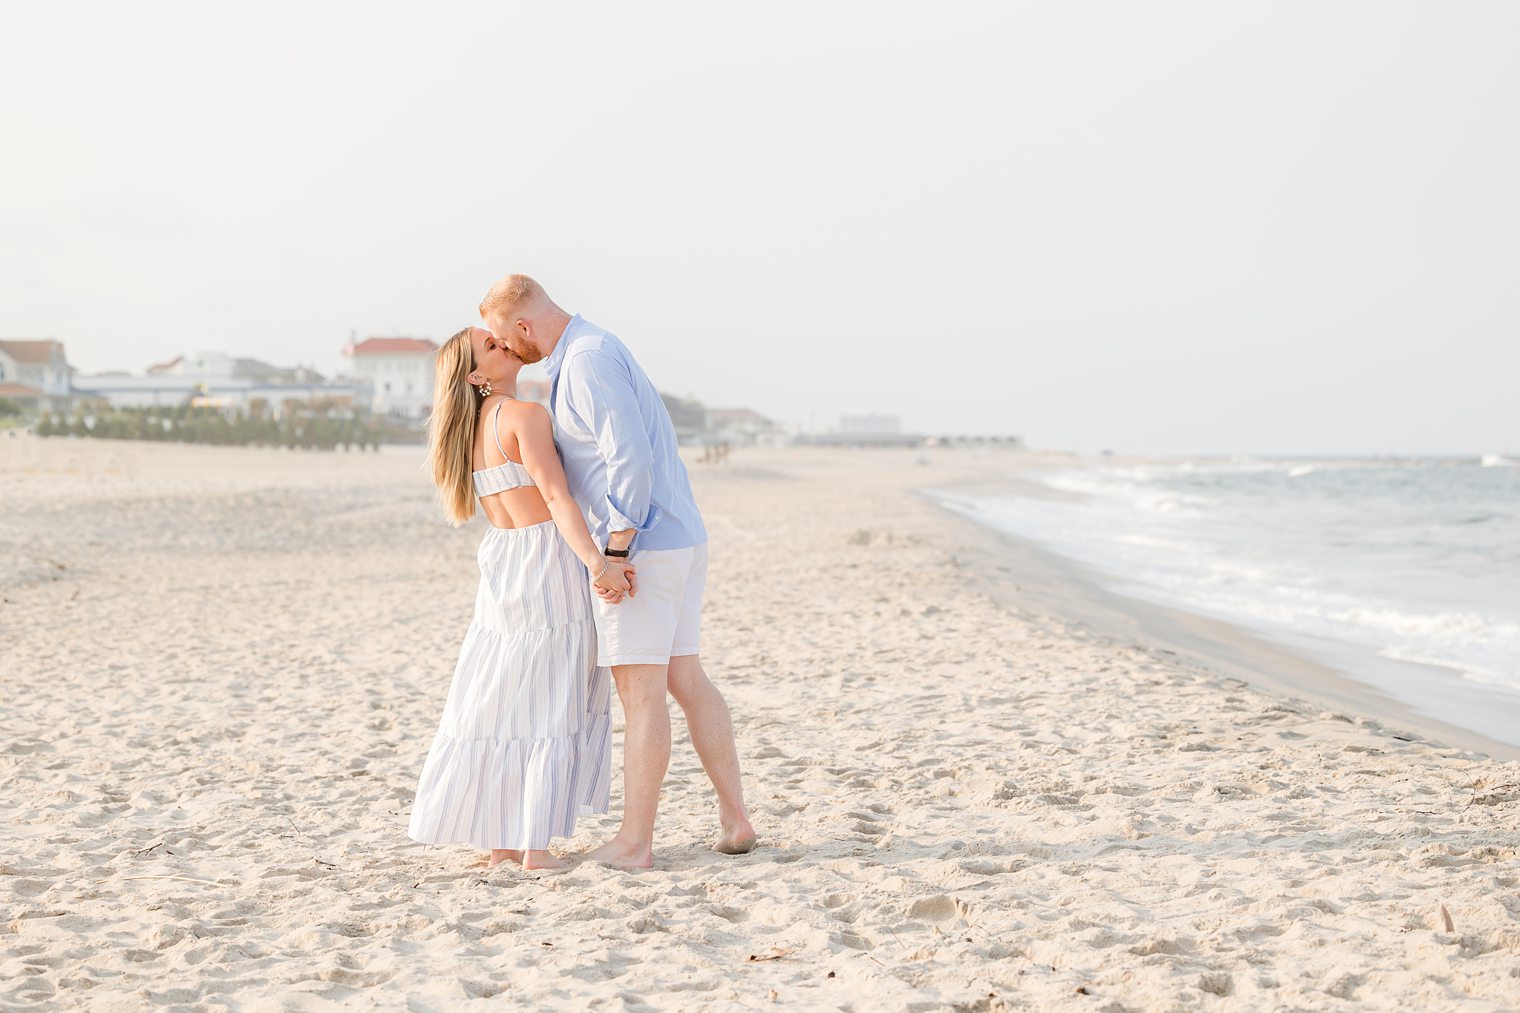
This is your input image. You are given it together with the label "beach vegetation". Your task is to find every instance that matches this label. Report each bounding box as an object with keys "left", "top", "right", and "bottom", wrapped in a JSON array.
[{"left": 31, "top": 403, "right": 401, "bottom": 451}]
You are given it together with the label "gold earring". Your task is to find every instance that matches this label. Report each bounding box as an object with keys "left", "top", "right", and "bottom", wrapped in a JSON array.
[{"left": 480, "top": 378, "right": 492, "bottom": 397}]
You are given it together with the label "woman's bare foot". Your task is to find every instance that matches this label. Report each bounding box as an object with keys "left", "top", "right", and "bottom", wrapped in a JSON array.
[
  {"left": 715, "top": 817, "right": 758, "bottom": 855},
  {"left": 488, "top": 849, "right": 523, "bottom": 868},
  {"left": 586, "top": 837, "right": 654, "bottom": 870},
  {"left": 522, "top": 849, "right": 570, "bottom": 871}
]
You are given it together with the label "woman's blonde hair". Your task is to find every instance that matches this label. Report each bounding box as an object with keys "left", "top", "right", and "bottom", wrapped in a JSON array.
[{"left": 427, "top": 327, "right": 479, "bottom": 525}]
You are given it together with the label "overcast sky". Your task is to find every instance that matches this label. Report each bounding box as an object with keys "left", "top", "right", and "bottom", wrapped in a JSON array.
[{"left": 3, "top": 1, "right": 1516, "bottom": 454}]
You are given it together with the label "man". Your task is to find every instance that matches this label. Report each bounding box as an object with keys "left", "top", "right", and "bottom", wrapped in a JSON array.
[{"left": 479, "top": 274, "right": 757, "bottom": 869}]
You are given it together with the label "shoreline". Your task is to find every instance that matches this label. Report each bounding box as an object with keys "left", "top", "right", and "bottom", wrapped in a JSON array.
[
  {"left": 921, "top": 485, "right": 1520, "bottom": 763},
  {"left": 5, "top": 437, "right": 1519, "bottom": 1009}
]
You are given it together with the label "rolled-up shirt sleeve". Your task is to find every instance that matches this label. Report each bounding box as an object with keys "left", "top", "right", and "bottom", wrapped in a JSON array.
[{"left": 562, "top": 348, "right": 663, "bottom": 537}]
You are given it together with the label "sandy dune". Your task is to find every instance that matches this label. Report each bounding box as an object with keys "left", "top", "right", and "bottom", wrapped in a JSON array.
[{"left": 2, "top": 436, "right": 1517, "bottom": 1010}]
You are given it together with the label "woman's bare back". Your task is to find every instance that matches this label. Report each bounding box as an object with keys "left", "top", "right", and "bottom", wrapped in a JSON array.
[{"left": 473, "top": 397, "right": 552, "bottom": 530}]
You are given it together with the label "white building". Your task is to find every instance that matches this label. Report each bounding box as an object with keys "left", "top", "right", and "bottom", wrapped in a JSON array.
[
  {"left": 708, "top": 407, "right": 785, "bottom": 447},
  {"left": 344, "top": 337, "right": 438, "bottom": 418},
  {"left": 72, "top": 350, "right": 359, "bottom": 418},
  {"left": 146, "top": 352, "right": 296, "bottom": 382},
  {"left": 0, "top": 339, "right": 74, "bottom": 411},
  {"left": 70, "top": 373, "right": 362, "bottom": 417}
]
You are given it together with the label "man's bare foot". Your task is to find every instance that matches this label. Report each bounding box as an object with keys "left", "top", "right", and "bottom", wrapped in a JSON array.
[
  {"left": 715, "top": 818, "right": 758, "bottom": 855},
  {"left": 488, "top": 849, "right": 523, "bottom": 867},
  {"left": 586, "top": 837, "right": 654, "bottom": 870},
  {"left": 522, "top": 849, "right": 570, "bottom": 872}
]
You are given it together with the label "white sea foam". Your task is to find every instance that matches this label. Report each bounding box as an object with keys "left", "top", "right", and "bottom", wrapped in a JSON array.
[{"left": 935, "top": 458, "right": 1520, "bottom": 698}]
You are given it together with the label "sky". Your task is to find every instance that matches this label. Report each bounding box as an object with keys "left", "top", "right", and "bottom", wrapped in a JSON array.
[{"left": 2, "top": 1, "right": 1517, "bottom": 455}]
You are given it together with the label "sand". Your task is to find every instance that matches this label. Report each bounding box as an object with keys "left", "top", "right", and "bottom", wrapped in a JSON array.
[{"left": 2, "top": 434, "right": 1517, "bottom": 1011}]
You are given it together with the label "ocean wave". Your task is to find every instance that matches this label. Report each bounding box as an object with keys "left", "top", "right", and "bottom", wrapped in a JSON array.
[{"left": 932, "top": 460, "right": 1520, "bottom": 694}]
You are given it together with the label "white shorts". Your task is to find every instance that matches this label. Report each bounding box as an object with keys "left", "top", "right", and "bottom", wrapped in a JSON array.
[{"left": 593, "top": 541, "right": 707, "bottom": 668}]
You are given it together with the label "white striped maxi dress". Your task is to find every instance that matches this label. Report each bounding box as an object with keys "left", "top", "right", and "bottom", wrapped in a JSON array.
[{"left": 408, "top": 433, "right": 612, "bottom": 851}]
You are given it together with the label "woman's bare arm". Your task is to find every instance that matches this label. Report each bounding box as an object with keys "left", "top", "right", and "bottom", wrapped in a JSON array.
[{"left": 512, "top": 402, "right": 634, "bottom": 596}]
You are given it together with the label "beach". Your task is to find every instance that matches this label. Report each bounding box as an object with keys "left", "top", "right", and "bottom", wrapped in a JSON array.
[{"left": 3, "top": 435, "right": 1518, "bottom": 1010}]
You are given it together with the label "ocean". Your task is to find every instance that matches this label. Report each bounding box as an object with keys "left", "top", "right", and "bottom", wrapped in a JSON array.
[{"left": 936, "top": 456, "right": 1520, "bottom": 746}]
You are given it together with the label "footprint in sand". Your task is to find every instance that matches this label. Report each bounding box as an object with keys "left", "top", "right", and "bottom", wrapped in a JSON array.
[
  {"left": 833, "top": 929, "right": 876, "bottom": 950},
  {"left": 906, "top": 894, "right": 960, "bottom": 922}
]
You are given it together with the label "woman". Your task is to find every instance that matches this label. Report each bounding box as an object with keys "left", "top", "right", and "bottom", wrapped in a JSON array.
[{"left": 408, "top": 326, "right": 636, "bottom": 871}]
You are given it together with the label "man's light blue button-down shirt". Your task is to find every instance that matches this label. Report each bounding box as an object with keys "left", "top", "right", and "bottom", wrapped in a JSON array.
[{"left": 543, "top": 314, "right": 707, "bottom": 552}]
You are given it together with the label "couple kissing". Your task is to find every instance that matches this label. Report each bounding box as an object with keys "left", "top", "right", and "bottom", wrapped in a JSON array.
[{"left": 406, "top": 274, "right": 757, "bottom": 871}]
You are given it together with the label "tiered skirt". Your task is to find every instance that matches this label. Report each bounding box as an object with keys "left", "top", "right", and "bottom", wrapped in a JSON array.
[{"left": 408, "top": 520, "right": 612, "bottom": 850}]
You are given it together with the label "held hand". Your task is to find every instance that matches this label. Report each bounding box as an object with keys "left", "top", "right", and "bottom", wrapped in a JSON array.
[
  {"left": 592, "top": 562, "right": 637, "bottom": 606},
  {"left": 594, "top": 562, "right": 632, "bottom": 594}
]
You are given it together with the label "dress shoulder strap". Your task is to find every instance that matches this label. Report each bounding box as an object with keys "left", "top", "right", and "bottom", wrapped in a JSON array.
[
  {"left": 490, "top": 399, "right": 509, "bottom": 461},
  {"left": 488, "top": 397, "right": 525, "bottom": 465}
]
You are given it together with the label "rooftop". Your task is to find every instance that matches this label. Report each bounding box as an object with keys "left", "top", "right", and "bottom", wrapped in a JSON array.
[
  {"left": 0, "top": 339, "right": 65, "bottom": 364},
  {"left": 709, "top": 408, "right": 776, "bottom": 425},
  {"left": 346, "top": 337, "right": 439, "bottom": 356}
]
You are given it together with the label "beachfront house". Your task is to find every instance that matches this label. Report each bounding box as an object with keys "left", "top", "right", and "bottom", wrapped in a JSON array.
[
  {"left": 795, "top": 413, "right": 926, "bottom": 448},
  {"left": 660, "top": 392, "right": 711, "bottom": 445},
  {"left": 344, "top": 337, "right": 439, "bottom": 419},
  {"left": 145, "top": 353, "right": 321, "bottom": 385},
  {"left": 72, "top": 351, "right": 361, "bottom": 418},
  {"left": 707, "top": 407, "right": 785, "bottom": 446},
  {"left": 0, "top": 339, "right": 74, "bottom": 413}
]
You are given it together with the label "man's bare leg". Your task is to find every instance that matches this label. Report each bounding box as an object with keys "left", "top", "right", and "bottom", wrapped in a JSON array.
[
  {"left": 667, "top": 654, "right": 757, "bottom": 854},
  {"left": 587, "top": 663, "right": 670, "bottom": 869}
]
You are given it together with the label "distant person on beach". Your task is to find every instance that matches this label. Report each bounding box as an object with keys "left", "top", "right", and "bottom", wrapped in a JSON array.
[
  {"left": 480, "top": 274, "right": 758, "bottom": 868},
  {"left": 407, "top": 327, "right": 637, "bottom": 871}
]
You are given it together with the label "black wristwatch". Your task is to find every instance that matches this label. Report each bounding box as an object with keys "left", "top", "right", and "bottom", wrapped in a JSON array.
[{"left": 603, "top": 546, "right": 630, "bottom": 558}]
